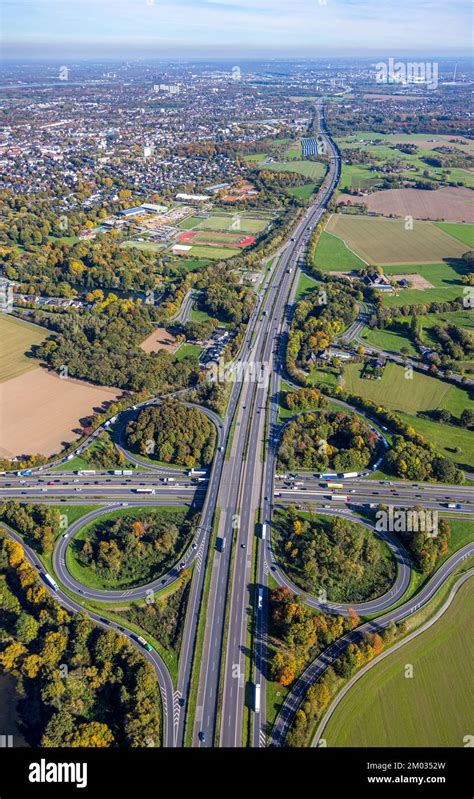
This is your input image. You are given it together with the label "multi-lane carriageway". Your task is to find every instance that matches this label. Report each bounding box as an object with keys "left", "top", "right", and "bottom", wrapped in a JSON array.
[{"left": 2, "top": 103, "right": 473, "bottom": 749}]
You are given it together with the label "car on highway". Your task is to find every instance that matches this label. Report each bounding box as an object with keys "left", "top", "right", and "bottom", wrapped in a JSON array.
[{"left": 198, "top": 731, "right": 206, "bottom": 743}]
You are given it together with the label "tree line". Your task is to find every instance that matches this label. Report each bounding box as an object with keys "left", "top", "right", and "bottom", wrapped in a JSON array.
[{"left": 0, "top": 531, "right": 161, "bottom": 747}]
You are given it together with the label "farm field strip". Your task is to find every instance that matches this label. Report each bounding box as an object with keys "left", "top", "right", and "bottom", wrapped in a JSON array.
[
  {"left": 0, "top": 314, "right": 47, "bottom": 382},
  {"left": 321, "top": 578, "right": 473, "bottom": 747},
  {"left": 325, "top": 214, "right": 469, "bottom": 266}
]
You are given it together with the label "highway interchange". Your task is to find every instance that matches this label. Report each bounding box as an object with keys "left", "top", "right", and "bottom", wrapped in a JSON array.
[{"left": 1, "top": 104, "right": 472, "bottom": 750}]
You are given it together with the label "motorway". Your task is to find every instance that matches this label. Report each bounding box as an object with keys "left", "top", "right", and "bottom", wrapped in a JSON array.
[
  {"left": 1, "top": 103, "right": 473, "bottom": 750},
  {"left": 191, "top": 102, "right": 345, "bottom": 748}
]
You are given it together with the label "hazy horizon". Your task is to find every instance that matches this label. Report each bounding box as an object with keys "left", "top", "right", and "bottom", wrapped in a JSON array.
[{"left": 2, "top": 0, "right": 472, "bottom": 59}]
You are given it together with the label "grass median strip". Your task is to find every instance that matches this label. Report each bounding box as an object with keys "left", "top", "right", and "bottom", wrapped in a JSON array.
[{"left": 184, "top": 506, "right": 220, "bottom": 747}]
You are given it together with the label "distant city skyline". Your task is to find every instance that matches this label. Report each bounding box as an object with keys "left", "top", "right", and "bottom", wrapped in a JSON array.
[{"left": 2, "top": 0, "right": 472, "bottom": 59}]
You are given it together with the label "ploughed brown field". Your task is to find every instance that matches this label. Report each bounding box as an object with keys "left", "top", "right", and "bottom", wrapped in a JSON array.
[
  {"left": 338, "top": 186, "right": 473, "bottom": 223},
  {"left": 0, "top": 368, "right": 122, "bottom": 459},
  {"left": 140, "top": 326, "right": 179, "bottom": 354}
]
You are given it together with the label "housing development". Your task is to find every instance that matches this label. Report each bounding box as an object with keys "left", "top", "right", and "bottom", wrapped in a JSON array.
[{"left": 0, "top": 0, "right": 472, "bottom": 792}]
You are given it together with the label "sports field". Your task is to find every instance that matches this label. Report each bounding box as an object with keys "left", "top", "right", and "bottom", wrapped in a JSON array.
[
  {"left": 0, "top": 314, "right": 47, "bottom": 382},
  {"left": 343, "top": 361, "right": 473, "bottom": 417},
  {"left": 322, "top": 578, "right": 473, "bottom": 747},
  {"left": 195, "top": 214, "right": 268, "bottom": 234},
  {"left": 178, "top": 230, "right": 255, "bottom": 248},
  {"left": 325, "top": 215, "right": 468, "bottom": 265}
]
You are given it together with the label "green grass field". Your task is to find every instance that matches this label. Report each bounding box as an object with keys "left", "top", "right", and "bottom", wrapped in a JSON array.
[
  {"left": 343, "top": 361, "right": 473, "bottom": 417},
  {"left": 335, "top": 131, "right": 474, "bottom": 190},
  {"left": 360, "top": 328, "right": 418, "bottom": 357},
  {"left": 308, "top": 366, "right": 340, "bottom": 389},
  {"left": 173, "top": 257, "right": 211, "bottom": 272},
  {"left": 323, "top": 578, "right": 473, "bottom": 747},
  {"left": 0, "top": 314, "right": 47, "bottom": 382},
  {"left": 243, "top": 152, "right": 269, "bottom": 164},
  {"left": 314, "top": 229, "right": 368, "bottom": 271},
  {"left": 178, "top": 216, "right": 202, "bottom": 230},
  {"left": 295, "top": 271, "right": 319, "bottom": 300},
  {"left": 262, "top": 160, "right": 326, "bottom": 180},
  {"left": 287, "top": 182, "right": 319, "bottom": 199},
  {"left": 186, "top": 245, "right": 238, "bottom": 259},
  {"left": 396, "top": 412, "right": 474, "bottom": 470},
  {"left": 339, "top": 163, "right": 383, "bottom": 192},
  {"left": 325, "top": 215, "right": 469, "bottom": 266},
  {"left": 196, "top": 215, "right": 268, "bottom": 234},
  {"left": 381, "top": 261, "right": 468, "bottom": 285},
  {"left": 435, "top": 222, "right": 474, "bottom": 248},
  {"left": 174, "top": 343, "right": 202, "bottom": 361}
]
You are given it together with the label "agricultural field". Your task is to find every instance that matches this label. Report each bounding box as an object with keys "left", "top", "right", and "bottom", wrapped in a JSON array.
[
  {"left": 0, "top": 314, "right": 47, "bottom": 382},
  {"left": 0, "top": 368, "right": 122, "bottom": 459},
  {"left": 435, "top": 222, "right": 474, "bottom": 247},
  {"left": 342, "top": 361, "right": 473, "bottom": 418},
  {"left": 324, "top": 215, "right": 469, "bottom": 266},
  {"left": 335, "top": 131, "right": 474, "bottom": 190},
  {"left": 313, "top": 229, "right": 368, "bottom": 271},
  {"left": 322, "top": 578, "right": 473, "bottom": 747},
  {"left": 338, "top": 187, "right": 473, "bottom": 224},
  {"left": 338, "top": 131, "right": 474, "bottom": 155}
]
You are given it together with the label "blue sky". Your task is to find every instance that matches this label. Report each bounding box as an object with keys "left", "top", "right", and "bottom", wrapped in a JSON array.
[{"left": 2, "top": 0, "right": 472, "bottom": 58}]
